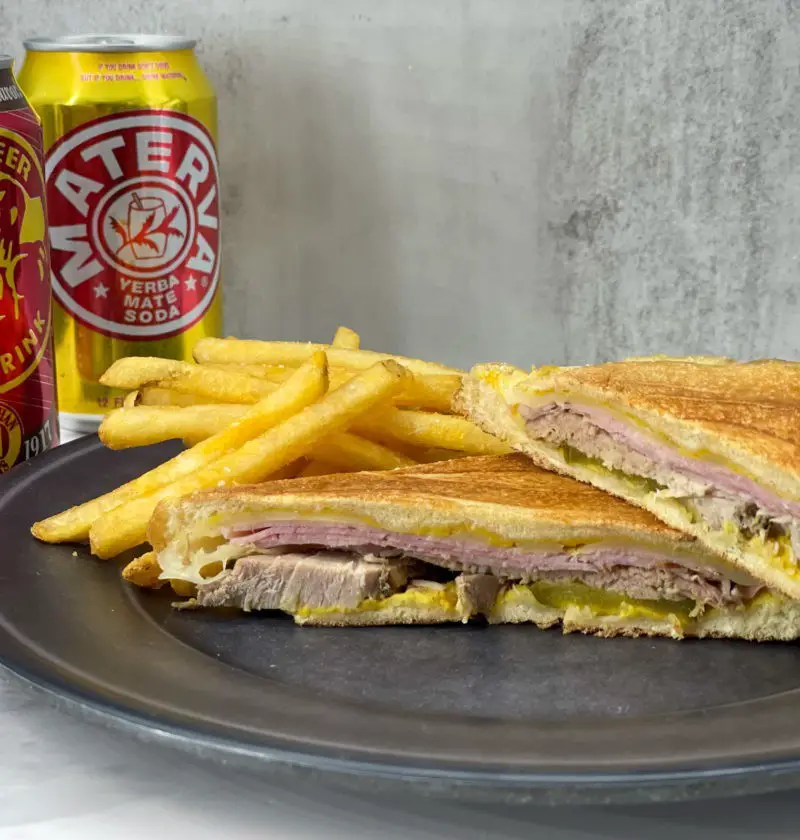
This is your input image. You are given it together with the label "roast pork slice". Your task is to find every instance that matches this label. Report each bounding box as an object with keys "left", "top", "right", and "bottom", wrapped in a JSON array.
[
  {"left": 456, "top": 574, "right": 501, "bottom": 615},
  {"left": 196, "top": 551, "right": 416, "bottom": 612}
]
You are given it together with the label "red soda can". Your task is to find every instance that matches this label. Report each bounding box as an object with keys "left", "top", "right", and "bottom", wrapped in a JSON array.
[{"left": 0, "top": 55, "right": 59, "bottom": 469}]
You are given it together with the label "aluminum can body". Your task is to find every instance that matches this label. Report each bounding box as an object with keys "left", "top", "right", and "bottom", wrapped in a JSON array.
[
  {"left": 0, "top": 56, "right": 59, "bottom": 468},
  {"left": 17, "top": 35, "right": 221, "bottom": 433}
]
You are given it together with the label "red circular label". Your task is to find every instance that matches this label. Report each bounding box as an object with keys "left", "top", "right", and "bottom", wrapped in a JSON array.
[{"left": 45, "top": 110, "right": 220, "bottom": 340}]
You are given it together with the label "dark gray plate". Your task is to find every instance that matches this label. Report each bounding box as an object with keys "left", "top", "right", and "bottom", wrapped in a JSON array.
[{"left": 5, "top": 437, "right": 800, "bottom": 804}]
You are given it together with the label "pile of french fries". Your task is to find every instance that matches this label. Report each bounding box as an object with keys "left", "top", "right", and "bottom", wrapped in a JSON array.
[{"left": 32, "top": 327, "right": 509, "bottom": 590}]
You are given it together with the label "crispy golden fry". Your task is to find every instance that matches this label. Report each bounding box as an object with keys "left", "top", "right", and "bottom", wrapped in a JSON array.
[
  {"left": 204, "top": 363, "right": 294, "bottom": 382},
  {"left": 311, "top": 432, "right": 416, "bottom": 471},
  {"left": 331, "top": 326, "right": 360, "bottom": 349},
  {"left": 178, "top": 429, "right": 407, "bottom": 474},
  {"left": 352, "top": 408, "right": 511, "bottom": 456},
  {"left": 182, "top": 433, "right": 221, "bottom": 448},
  {"left": 121, "top": 552, "right": 165, "bottom": 589},
  {"left": 101, "top": 357, "right": 276, "bottom": 404},
  {"left": 97, "top": 404, "right": 486, "bottom": 463},
  {"left": 99, "top": 404, "right": 248, "bottom": 449},
  {"left": 123, "top": 390, "right": 139, "bottom": 408},
  {"left": 201, "top": 363, "right": 460, "bottom": 413},
  {"left": 194, "top": 337, "right": 461, "bottom": 376},
  {"left": 329, "top": 370, "right": 459, "bottom": 412},
  {"left": 138, "top": 387, "right": 215, "bottom": 407},
  {"left": 89, "top": 360, "right": 410, "bottom": 558},
  {"left": 390, "top": 373, "right": 461, "bottom": 413},
  {"left": 32, "top": 354, "right": 328, "bottom": 544},
  {"left": 99, "top": 357, "right": 188, "bottom": 389},
  {"left": 158, "top": 373, "right": 276, "bottom": 403},
  {"left": 99, "top": 405, "right": 248, "bottom": 448}
]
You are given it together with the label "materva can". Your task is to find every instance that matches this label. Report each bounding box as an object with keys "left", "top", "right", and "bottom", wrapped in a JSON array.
[
  {"left": 18, "top": 35, "right": 222, "bottom": 434},
  {"left": 0, "top": 55, "right": 59, "bottom": 468}
]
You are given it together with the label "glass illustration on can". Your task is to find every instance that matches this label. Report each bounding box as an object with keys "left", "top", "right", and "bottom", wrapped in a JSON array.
[
  {"left": 0, "top": 54, "right": 59, "bottom": 469},
  {"left": 17, "top": 35, "right": 222, "bottom": 434}
]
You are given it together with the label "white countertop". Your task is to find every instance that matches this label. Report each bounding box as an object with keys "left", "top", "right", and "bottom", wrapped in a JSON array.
[
  {"left": 3, "top": 432, "right": 800, "bottom": 839},
  {"left": 4, "top": 665, "right": 800, "bottom": 840}
]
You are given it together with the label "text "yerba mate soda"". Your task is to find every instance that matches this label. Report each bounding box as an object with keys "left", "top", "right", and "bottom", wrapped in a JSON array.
[{"left": 18, "top": 35, "right": 221, "bottom": 433}]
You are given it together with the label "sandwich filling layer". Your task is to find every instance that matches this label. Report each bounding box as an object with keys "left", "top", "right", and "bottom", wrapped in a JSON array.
[
  {"left": 193, "top": 544, "right": 778, "bottom": 637},
  {"left": 520, "top": 402, "right": 800, "bottom": 569},
  {"left": 191, "top": 520, "right": 762, "bottom": 615}
]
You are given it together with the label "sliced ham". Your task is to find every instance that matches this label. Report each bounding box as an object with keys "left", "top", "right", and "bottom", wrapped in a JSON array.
[
  {"left": 223, "top": 521, "right": 727, "bottom": 580},
  {"left": 216, "top": 521, "right": 758, "bottom": 607},
  {"left": 521, "top": 402, "right": 800, "bottom": 519}
]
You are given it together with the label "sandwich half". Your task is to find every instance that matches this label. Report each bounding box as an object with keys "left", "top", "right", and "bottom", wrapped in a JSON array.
[
  {"left": 148, "top": 454, "right": 800, "bottom": 640},
  {"left": 458, "top": 357, "right": 800, "bottom": 599}
]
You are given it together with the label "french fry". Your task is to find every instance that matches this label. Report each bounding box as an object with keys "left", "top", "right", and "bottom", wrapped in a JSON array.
[
  {"left": 95, "top": 404, "right": 490, "bottom": 460},
  {"left": 159, "top": 373, "right": 276, "bottom": 403},
  {"left": 123, "top": 390, "right": 140, "bottom": 408},
  {"left": 204, "top": 363, "right": 294, "bottom": 383},
  {"left": 389, "top": 373, "right": 461, "bottom": 413},
  {"left": 32, "top": 353, "right": 328, "bottom": 544},
  {"left": 311, "top": 432, "right": 416, "bottom": 471},
  {"left": 101, "top": 357, "right": 276, "bottom": 404},
  {"left": 194, "top": 338, "right": 462, "bottom": 377},
  {"left": 327, "top": 369, "right": 459, "bottom": 412},
  {"left": 138, "top": 387, "right": 216, "bottom": 407},
  {"left": 100, "top": 357, "right": 188, "bottom": 388},
  {"left": 89, "top": 360, "right": 410, "bottom": 558},
  {"left": 352, "top": 408, "right": 511, "bottom": 456},
  {"left": 98, "top": 404, "right": 248, "bottom": 448},
  {"left": 122, "top": 552, "right": 165, "bottom": 589},
  {"left": 201, "top": 363, "right": 460, "bottom": 413},
  {"left": 99, "top": 404, "right": 248, "bottom": 449},
  {"left": 331, "top": 326, "right": 360, "bottom": 349}
]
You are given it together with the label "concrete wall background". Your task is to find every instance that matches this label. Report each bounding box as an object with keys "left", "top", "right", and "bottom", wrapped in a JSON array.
[{"left": 2, "top": 0, "right": 799, "bottom": 369}]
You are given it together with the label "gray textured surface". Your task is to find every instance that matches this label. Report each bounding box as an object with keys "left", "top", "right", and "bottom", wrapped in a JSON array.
[{"left": 1, "top": 0, "right": 798, "bottom": 369}]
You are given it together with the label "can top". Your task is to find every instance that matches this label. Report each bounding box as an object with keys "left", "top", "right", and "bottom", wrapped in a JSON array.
[
  {"left": 0, "top": 55, "right": 12, "bottom": 70},
  {"left": 23, "top": 34, "right": 197, "bottom": 53}
]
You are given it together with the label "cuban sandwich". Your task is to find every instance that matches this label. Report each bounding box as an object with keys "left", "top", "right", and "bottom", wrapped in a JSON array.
[
  {"left": 458, "top": 357, "right": 800, "bottom": 601},
  {"left": 147, "top": 453, "right": 800, "bottom": 640}
]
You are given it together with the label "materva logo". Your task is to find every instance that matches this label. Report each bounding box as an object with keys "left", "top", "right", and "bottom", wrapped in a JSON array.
[{"left": 45, "top": 110, "right": 220, "bottom": 340}]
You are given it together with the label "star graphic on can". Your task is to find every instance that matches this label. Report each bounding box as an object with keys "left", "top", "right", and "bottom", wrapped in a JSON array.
[
  {"left": 184, "top": 275, "right": 197, "bottom": 291},
  {"left": 93, "top": 281, "right": 109, "bottom": 299}
]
